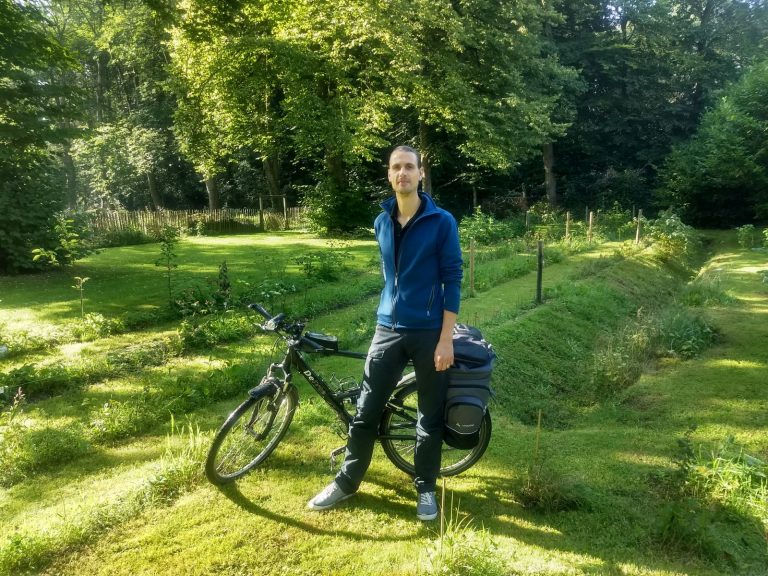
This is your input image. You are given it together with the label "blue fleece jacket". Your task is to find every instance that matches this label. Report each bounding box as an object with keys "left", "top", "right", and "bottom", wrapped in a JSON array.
[{"left": 374, "top": 193, "right": 463, "bottom": 329}]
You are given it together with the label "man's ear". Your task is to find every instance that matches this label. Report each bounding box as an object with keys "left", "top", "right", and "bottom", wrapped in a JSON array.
[{"left": 419, "top": 167, "right": 424, "bottom": 181}]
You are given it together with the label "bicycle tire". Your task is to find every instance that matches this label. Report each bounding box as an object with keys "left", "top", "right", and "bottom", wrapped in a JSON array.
[
  {"left": 205, "top": 381, "right": 298, "bottom": 485},
  {"left": 379, "top": 374, "right": 492, "bottom": 477}
]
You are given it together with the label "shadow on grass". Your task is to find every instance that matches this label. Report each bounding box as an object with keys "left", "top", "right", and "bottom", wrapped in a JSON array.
[{"left": 213, "top": 481, "right": 421, "bottom": 542}]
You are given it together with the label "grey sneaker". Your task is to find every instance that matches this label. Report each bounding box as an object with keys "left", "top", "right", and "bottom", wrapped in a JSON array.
[
  {"left": 416, "top": 491, "right": 438, "bottom": 521},
  {"left": 307, "top": 481, "right": 353, "bottom": 511}
]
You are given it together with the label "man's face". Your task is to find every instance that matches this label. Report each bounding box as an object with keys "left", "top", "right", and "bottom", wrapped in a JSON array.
[{"left": 388, "top": 150, "right": 422, "bottom": 196}]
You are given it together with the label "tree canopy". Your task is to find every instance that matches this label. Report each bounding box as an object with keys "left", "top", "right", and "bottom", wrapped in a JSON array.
[{"left": 1, "top": 0, "right": 767, "bottom": 271}]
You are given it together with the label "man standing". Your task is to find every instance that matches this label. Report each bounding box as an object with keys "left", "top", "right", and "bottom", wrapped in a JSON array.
[{"left": 307, "top": 145, "right": 463, "bottom": 520}]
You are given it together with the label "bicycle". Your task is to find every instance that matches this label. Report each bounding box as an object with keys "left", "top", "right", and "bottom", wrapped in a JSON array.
[{"left": 205, "top": 304, "right": 492, "bottom": 485}]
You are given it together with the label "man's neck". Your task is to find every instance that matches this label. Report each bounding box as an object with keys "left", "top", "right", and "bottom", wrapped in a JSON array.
[{"left": 396, "top": 192, "right": 421, "bottom": 221}]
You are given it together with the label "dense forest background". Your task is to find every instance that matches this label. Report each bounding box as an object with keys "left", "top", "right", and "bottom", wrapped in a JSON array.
[{"left": 2, "top": 0, "right": 767, "bottom": 273}]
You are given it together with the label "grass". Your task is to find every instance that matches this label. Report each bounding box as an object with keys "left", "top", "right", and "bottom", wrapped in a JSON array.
[{"left": 1, "top": 231, "right": 766, "bottom": 575}]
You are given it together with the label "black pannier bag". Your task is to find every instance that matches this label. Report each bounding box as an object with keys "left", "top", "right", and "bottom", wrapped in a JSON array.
[{"left": 444, "top": 324, "right": 496, "bottom": 449}]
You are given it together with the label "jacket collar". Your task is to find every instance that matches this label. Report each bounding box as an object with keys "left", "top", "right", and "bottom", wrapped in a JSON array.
[{"left": 381, "top": 192, "right": 438, "bottom": 219}]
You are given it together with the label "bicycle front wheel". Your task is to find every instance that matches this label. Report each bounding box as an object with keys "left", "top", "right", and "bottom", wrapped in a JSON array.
[
  {"left": 379, "top": 375, "right": 492, "bottom": 477},
  {"left": 205, "top": 382, "right": 298, "bottom": 485}
]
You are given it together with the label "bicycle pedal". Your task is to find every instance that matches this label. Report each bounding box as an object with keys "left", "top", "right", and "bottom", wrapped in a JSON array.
[{"left": 329, "top": 445, "right": 346, "bottom": 470}]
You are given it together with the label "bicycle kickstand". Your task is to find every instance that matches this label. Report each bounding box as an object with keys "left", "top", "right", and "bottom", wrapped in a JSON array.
[{"left": 329, "top": 445, "right": 346, "bottom": 471}]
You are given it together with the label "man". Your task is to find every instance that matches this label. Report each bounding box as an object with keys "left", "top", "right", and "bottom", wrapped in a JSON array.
[{"left": 307, "top": 145, "right": 463, "bottom": 520}]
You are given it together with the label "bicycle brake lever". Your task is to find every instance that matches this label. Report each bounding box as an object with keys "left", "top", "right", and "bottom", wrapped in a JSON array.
[{"left": 264, "top": 313, "right": 285, "bottom": 331}]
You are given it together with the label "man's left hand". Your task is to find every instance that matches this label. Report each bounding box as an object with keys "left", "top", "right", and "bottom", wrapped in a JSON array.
[{"left": 434, "top": 339, "right": 454, "bottom": 372}]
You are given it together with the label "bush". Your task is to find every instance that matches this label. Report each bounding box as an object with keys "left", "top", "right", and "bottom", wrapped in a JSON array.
[
  {"left": 459, "top": 207, "right": 522, "bottom": 245},
  {"left": 736, "top": 224, "right": 761, "bottom": 248},
  {"left": 646, "top": 210, "right": 701, "bottom": 262}
]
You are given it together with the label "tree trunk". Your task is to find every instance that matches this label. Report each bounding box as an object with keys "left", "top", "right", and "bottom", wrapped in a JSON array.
[
  {"left": 263, "top": 155, "right": 281, "bottom": 208},
  {"left": 62, "top": 142, "right": 78, "bottom": 210},
  {"left": 147, "top": 171, "right": 163, "bottom": 210},
  {"left": 543, "top": 143, "right": 557, "bottom": 206},
  {"left": 205, "top": 175, "right": 220, "bottom": 210},
  {"left": 418, "top": 120, "right": 432, "bottom": 195}
]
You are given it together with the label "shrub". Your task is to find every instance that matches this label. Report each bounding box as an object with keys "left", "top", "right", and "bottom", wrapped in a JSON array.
[
  {"left": 736, "top": 224, "right": 760, "bottom": 248},
  {"left": 459, "top": 207, "right": 521, "bottom": 245},
  {"left": 646, "top": 209, "right": 701, "bottom": 262}
]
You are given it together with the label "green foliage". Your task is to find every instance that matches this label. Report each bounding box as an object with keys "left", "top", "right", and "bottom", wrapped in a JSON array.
[
  {"left": 174, "top": 261, "right": 234, "bottom": 317},
  {"left": 91, "top": 227, "right": 155, "bottom": 248},
  {"left": 654, "top": 430, "right": 768, "bottom": 569},
  {"left": 645, "top": 210, "right": 701, "bottom": 262},
  {"left": 179, "top": 313, "right": 255, "bottom": 350},
  {"left": 421, "top": 503, "right": 507, "bottom": 576},
  {"left": 458, "top": 208, "right": 522, "bottom": 245},
  {"left": 0, "top": 390, "right": 90, "bottom": 487},
  {"left": 590, "top": 305, "right": 716, "bottom": 397},
  {"left": 294, "top": 243, "right": 352, "bottom": 282},
  {"left": 736, "top": 224, "right": 760, "bottom": 249},
  {"left": 155, "top": 225, "right": 180, "bottom": 305},
  {"left": 87, "top": 392, "right": 159, "bottom": 444},
  {"left": 69, "top": 313, "right": 124, "bottom": 342},
  {"left": 681, "top": 275, "right": 735, "bottom": 307},
  {"left": 657, "top": 60, "right": 768, "bottom": 227},
  {"left": 0, "top": 1, "right": 81, "bottom": 274}
]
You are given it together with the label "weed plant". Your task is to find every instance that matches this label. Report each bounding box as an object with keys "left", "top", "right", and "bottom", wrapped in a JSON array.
[
  {"left": 590, "top": 305, "right": 716, "bottom": 397},
  {"left": 653, "top": 429, "right": 768, "bottom": 570},
  {"left": 421, "top": 488, "right": 507, "bottom": 576},
  {"left": 681, "top": 274, "right": 735, "bottom": 307}
]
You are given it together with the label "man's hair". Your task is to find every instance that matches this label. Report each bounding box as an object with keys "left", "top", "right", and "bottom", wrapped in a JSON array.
[{"left": 389, "top": 145, "right": 421, "bottom": 168}]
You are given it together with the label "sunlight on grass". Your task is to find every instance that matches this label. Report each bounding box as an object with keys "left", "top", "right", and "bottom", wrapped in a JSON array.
[{"left": 704, "top": 358, "right": 766, "bottom": 370}]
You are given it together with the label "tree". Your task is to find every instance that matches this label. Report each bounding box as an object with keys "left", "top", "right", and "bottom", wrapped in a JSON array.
[
  {"left": 0, "top": 0, "right": 81, "bottom": 273},
  {"left": 657, "top": 60, "right": 768, "bottom": 226}
]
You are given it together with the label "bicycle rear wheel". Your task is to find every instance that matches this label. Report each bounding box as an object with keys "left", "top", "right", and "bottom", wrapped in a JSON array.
[
  {"left": 379, "top": 374, "right": 491, "bottom": 477},
  {"left": 205, "top": 381, "right": 298, "bottom": 485}
]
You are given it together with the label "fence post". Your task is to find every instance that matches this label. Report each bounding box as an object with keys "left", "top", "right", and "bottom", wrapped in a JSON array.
[
  {"left": 258, "top": 196, "right": 265, "bottom": 231},
  {"left": 588, "top": 211, "right": 594, "bottom": 244},
  {"left": 536, "top": 241, "right": 544, "bottom": 304},
  {"left": 635, "top": 209, "right": 643, "bottom": 245},
  {"left": 565, "top": 211, "right": 571, "bottom": 244},
  {"left": 469, "top": 239, "right": 476, "bottom": 298},
  {"left": 282, "top": 195, "right": 288, "bottom": 230},
  {"left": 525, "top": 210, "right": 530, "bottom": 230}
]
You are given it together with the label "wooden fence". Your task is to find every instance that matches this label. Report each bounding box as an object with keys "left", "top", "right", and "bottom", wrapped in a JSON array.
[{"left": 87, "top": 206, "right": 307, "bottom": 237}]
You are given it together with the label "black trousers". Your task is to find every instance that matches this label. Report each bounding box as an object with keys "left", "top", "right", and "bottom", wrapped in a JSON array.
[{"left": 334, "top": 324, "right": 447, "bottom": 495}]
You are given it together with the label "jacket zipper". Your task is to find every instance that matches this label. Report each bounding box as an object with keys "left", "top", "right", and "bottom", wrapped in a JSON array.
[
  {"left": 389, "top": 204, "right": 435, "bottom": 328},
  {"left": 427, "top": 284, "right": 435, "bottom": 317}
]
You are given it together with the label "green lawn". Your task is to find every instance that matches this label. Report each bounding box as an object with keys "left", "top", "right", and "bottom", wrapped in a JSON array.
[{"left": 1, "top": 232, "right": 766, "bottom": 575}]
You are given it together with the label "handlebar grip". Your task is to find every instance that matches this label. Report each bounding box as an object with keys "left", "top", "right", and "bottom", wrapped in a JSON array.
[{"left": 248, "top": 303, "right": 272, "bottom": 319}]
